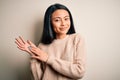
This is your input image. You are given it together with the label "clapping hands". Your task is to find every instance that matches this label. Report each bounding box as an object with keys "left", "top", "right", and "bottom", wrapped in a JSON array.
[{"left": 15, "top": 36, "right": 48, "bottom": 62}]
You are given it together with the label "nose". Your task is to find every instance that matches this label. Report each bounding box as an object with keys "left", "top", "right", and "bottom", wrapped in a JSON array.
[{"left": 61, "top": 19, "right": 65, "bottom": 26}]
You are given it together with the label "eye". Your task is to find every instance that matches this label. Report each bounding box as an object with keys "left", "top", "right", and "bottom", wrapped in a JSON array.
[
  {"left": 53, "top": 18, "right": 60, "bottom": 22},
  {"left": 65, "top": 17, "right": 70, "bottom": 21},
  {"left": 55, "top": 19, "right": 60, "bottom": 22}
]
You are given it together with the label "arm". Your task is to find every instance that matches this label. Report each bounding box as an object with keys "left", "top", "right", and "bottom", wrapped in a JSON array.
[
  {"left": 30, "top": 59, "right": 43, "bottom": 80},
  {"left": 46, "top": 35, "right": 86, "bottom": 79}
]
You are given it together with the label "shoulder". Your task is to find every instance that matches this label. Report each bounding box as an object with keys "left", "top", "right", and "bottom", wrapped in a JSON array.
[
  {"left": 69, "top": 33, "right": 85, "bottom": 45},
  {"left": 69, "top": 33, "right": 84, "bottom": 41}
]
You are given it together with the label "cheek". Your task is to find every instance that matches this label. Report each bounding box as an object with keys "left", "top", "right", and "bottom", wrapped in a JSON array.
[
  {"left": 53, "top": 26, "right": 59, "bottom": 33},
  {"left": 52, "top": 24, "right": 59, "bottom": 33},
  {"left": 66, "top": 22, "right": 71, "bottom": 31},
  {"left": 52, "top": 22, "right": 60, "bottom": 29},
  {"left": 52, "top": 22, "right": 60, "bottom": 27}
]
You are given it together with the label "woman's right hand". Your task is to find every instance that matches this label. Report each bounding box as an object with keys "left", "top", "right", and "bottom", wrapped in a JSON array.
[{"left": 15, "top": 36, "right": 36, "bottom": 56}]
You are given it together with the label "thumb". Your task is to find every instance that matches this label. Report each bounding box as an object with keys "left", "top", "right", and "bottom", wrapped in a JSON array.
[
  {"left": 27, "top": 40, "right": 32, "bottom": 45},
  {"left": 27, "top": 40, "right": 36, "bottom": 47}
]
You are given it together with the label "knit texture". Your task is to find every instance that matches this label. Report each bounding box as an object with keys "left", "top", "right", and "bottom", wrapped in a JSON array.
[{"left": 30, "top": 33, "right": 86, "bottom": 80}]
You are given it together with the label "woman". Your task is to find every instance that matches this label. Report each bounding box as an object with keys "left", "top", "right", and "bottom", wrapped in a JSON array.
[{"left": 15, "top": 3, "right": 86, "bottom": 80}]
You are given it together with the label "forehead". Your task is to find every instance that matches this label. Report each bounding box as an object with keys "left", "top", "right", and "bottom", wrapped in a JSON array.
[{"left": 52, "top": 9, "right": 69, "bottom": 18}]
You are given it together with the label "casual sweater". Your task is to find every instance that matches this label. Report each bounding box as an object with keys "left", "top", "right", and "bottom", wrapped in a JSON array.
[{"left": 30, "top": 33, "right": 86, "bottom": 80}]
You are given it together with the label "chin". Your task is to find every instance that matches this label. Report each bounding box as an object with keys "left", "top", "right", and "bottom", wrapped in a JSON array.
[{"left": 60, "top": 31, "right": 68, "bottom": 34}]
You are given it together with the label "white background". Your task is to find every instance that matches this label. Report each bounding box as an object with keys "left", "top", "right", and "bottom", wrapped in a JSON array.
[{"left": 0, "top": 0, "right": 120, "bottom": 80}]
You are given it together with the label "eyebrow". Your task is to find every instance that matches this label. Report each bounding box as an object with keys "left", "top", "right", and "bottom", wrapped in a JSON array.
[{"left": 52, "top": 16, "right": 70, "bottom": 19}]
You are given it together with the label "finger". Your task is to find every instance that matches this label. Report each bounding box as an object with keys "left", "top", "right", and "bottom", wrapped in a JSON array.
[
  {"left": 17, "top": 46, "right": 34, "bottom": 56},
  {"left": 27, "top": 40, "right": 32, "bottom": 45},
  {"left": 15, "top": 40, "right": 24, "bottom": 47},
  {"left": 27, "top": 40, "right": 36, "bottom": 47},
  {"left": 29, "top": 48, "right": 36, "bottom": 54},
  {"left": 19, "top": 36, "right": 26, "bottom": 44},
  {"left": 17, "top": 46, "right": 25, "bottom": 51},
  {"left": 15, "top": 38, "right": 20, "bottom": 44},
  {"left": 15, "top": 37, "right": 24, "bottom": 45},
  {"left": 31, "top": 56, "right": 40, "bottom": 60},
  {"left": 29, "top": 48, "right": 39, "bottom": 56},
  {"left": 28, "top": 46, "right": 36, "bottom": 52}
]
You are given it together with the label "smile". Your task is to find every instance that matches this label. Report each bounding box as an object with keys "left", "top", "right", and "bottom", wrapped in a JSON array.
[{"left": 60, "top": 27, "right": 68, "bottom": 31}]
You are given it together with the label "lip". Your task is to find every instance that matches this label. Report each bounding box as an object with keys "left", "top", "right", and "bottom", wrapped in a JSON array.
[{"left": 60, "top": 27, "right": 68, "bottom": 31}]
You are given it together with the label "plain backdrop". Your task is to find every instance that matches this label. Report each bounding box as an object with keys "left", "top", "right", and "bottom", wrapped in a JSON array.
[{"left": 0, "top": 0, "right": 120, "bottom": 80}]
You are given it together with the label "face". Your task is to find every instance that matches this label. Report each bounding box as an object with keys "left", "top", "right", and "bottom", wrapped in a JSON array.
[{"left": 51, "top": 9, "right": 70, "bottom": 35}]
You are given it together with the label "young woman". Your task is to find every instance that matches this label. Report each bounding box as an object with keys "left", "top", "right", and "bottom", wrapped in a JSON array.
[{"left": 15, "top": 3, "right": 86, "bottom": 80}]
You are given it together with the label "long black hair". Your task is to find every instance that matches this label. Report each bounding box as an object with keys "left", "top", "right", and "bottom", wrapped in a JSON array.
[{"left": 41, "top": 3, "right": 76, "bottom": 44}]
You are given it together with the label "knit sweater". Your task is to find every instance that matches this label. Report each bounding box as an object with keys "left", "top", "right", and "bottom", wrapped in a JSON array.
[{"left": 30, "top": 33, "right": 86, "bottom": 80}]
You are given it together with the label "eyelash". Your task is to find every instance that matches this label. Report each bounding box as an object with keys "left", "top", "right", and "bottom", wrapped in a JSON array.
[{"left": 55, "top": 19, "right": 60, "bottom": 22}]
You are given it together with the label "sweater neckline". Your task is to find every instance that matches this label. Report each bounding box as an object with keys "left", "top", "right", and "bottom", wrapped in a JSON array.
[{"left": 53, "top": 35, "right": 70, "bottom": 43}]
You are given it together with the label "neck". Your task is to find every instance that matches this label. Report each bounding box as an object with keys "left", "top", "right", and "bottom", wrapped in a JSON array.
[{"left": 56, "top": 34, "right": 67, "bottom": 39}]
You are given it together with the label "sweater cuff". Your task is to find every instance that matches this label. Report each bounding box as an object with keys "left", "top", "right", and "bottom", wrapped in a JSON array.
[
  {"left": 46, "top": 55, "right": 54, "bottom": 65},
  {"left": 30, "top": 58, "right": 37, "bottom": 63}
]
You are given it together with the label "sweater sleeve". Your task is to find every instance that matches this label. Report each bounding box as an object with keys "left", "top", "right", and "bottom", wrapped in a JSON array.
[
  {"left": 46, "top": 34, "right": 86, "bottom": 79},
  {"left": 30, "top": 58, "right": 43, "bottom": 80},
  {"left": 30, "top": 44, "right": 45, "bottom": 80}
]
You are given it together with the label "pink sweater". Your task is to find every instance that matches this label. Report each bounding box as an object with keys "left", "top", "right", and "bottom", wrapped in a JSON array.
[{"left": 30, "top": 33, "right": 86, "bottom": 80}]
